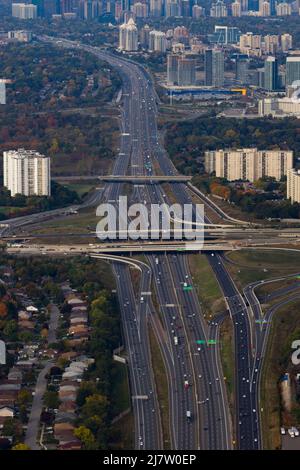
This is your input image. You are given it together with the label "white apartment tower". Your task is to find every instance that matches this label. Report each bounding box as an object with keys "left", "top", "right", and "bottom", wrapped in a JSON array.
[
  {"left": 3, "top": 149, "right": 51, "bottom": 197},
  {"left": 149, "top": 30, "right": 166, "bottom": 52},
  {"left": 119, "top": 18, "right": 138, "bottom": 51},
  {"left": 276, "top": 2, "right": 291, "bottom": 15},
  {"left": 232, "top": 1, "right": 242, "bottom": 16},
  {"left": 12, "top": 3, "right": 37, "bottom": 19},
  {"left": 205, "top": 148, "right": 293, "bottom": 182},
  {"left": 281, "top": 33, "right": 292, "bottom": 52},
  {"left": 287, "top": 169, "right": 300, "bottom": 203}
]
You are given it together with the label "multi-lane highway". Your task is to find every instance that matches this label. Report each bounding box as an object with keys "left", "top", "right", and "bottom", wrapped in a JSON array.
[
  {"left": 208, "top": 254, "right": 260, "bottom": 449},
  {"left": 45, "top": 37, "right": 233, "bottom": 450},
  {"left": 243, "top": 274, "right": 300, "bottom": 449},
  {"left": 4, "top": 35, "right": 283, "bottom": 450},
  {"left": 38, "top": 37, "right": 164, "bottom": 450}
]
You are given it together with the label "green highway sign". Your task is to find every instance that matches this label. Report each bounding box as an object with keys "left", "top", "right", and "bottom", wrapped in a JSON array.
[{"left": 196, "top": 340, "right": 217, "bottom": 345}]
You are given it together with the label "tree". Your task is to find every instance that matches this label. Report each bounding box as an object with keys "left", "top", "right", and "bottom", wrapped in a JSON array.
[
  {"left": 82, "top": 394, "right": 108, "bottom": 421},
  {"left": 17, "top": 389, "right": 31, "bottom": 407},
  {"left": 3, "top": 320, "right": 18, "bottom": 340},
  {"left": 12, "top": 443, "right": 31, "bottom": 450},
  {"left": 2, "top": 418, "right": 22, "bottom": 441},
  {"left": 0, "top": 302, "right": 7, "bottom": 318},
  {"left": 44, "top": 390, "right": 60, "bottom": 409},
  {"left": 74, "top": 425, "right": 97, "bottom": 450},
  {"left": 18, "top": 331, "right": 33, "bottom": 344},
  {"left": 76, "top": 381, "right": 97, "bottom": 407},
  {"left": 2, "top": 418, "right": 15, "bottom": 437}
]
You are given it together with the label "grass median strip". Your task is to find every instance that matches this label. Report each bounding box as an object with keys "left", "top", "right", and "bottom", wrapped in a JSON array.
[
  {"left": 149, "top": 326, "right": 171, "bottom": 450},
  {"left": 220, "top": 316, "right": 235, "bottom": 442},
  {"left": 188, "top": 254, "right": 226, "bottom": 319}
]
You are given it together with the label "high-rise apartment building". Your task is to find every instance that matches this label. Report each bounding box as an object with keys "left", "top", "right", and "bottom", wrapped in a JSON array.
[
  {"left": 149, "top": 30, "right": 166, "bottom": 52},
  {"left": 276, "top": 2, "right": 291, "bottom": 15},
  {"left": 205, "top": 49, "right": 224, "bottom": 87},
  {"left": 235, "top": 55, "right": 249, "bottom": 84},
  {"left": 287, "top": 168, "right": 300, "bottom": 203},
  {"left": 232, "top": 1, "right": 241, "bottom": 16},
  {"left": 140, "top": 24, "right": 151, "bottom": 48},
  {"left": 204, "top": 148, "right": 293, "bottom": 182},
  {"left": 44, "top": 0, "right": 60, "bottom": 17},
  {"left": 167, "top": 54, "right": 179, "bottom": 84},
  {"left": 173, "top": 26, "right": 189, "bottom": 44},
  {"left": 259, "top": 0, "right": 271, "bottom": 16},
  {"left": 165, "top": 0, "right": 180, "bottom": 17},
  {"left": 240, "top": 0, "right": 249, "bottom": 11},
  {"left": 12, "top": 3, "right": 37, "bottom": 18},
  {"left": 81, "top": 0, "right": 101, "bottom": 19},
  {"left": 131, "top": 1, "right": 148, "bottom": 17},
  {"left": 264, "top": 35, "right": 279, "bottom": 54},
  {"left": 119, "top": 18, "right": 138, "bottom": 51},
  {"left": 3, "top": 149, "right": 51, "bottom": 197},
  {"left": 264, "top": 56, "right": 278, "bottom": 91},
  {"left": 177, "top": 58, "right": 196, "bottom": 86},
  {"left": 192, "top": 4, "right": 204, "bottom": 18},
  {"left": 281, "top": 33, "right": 292, "bottom": 52},
  {"left": 181, "top": 0, "right": 191, "bottom": 16},
  {"left": 149, "top": 0, "right": 162, "bottom": 16},
  {"left": 239, "top": 32, "right": 262, "bottom": 50},
  {"left": 286, "top": 56, "right": 300, "bottom": 87},
  {"left": 167, "top": 54, "right": 196, "bottom": 85},
  {"left": 210, "top": 0, "right": 227, "bottom": 17}
]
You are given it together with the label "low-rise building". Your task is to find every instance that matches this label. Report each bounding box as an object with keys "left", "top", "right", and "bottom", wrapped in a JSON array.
[
  {"left": 259, "top": 96, "right": 300, "bottom": 117},
  {"left": 8, "top": 30, "right": 32, "bottom": 42}
]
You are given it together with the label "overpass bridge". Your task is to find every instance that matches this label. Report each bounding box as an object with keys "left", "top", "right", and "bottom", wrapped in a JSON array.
[
  {"left": 6, "top": 241, "right": 237, "bottom": 256},
  {"left": 53, "top": 175, "right": 192, "bottom": 183}
]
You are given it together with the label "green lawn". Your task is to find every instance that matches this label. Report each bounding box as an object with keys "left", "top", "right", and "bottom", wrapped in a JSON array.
[
  {"left": 32, "top": 208, "right": 98, "bottom": 235},
  {"left": 261, "top": 299, "right": 300, "bottom": 449},
  {"left": 188, "top": 254, "right": 226, "bottom": 318},
  {"left": 0, "top": 206, "right": 27, "bottom": 216},
  {"left": 228, "top": 249, "right": 300, "bottom": 269},
  {"left": 219, "top": 316, "right": 235, "bottom": 441},
  {"left": 225, "top": 249, "right": 300, "bottom": 289},
  {"left": 61, "top": 182, "right": 97, "bottom": 197}
]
